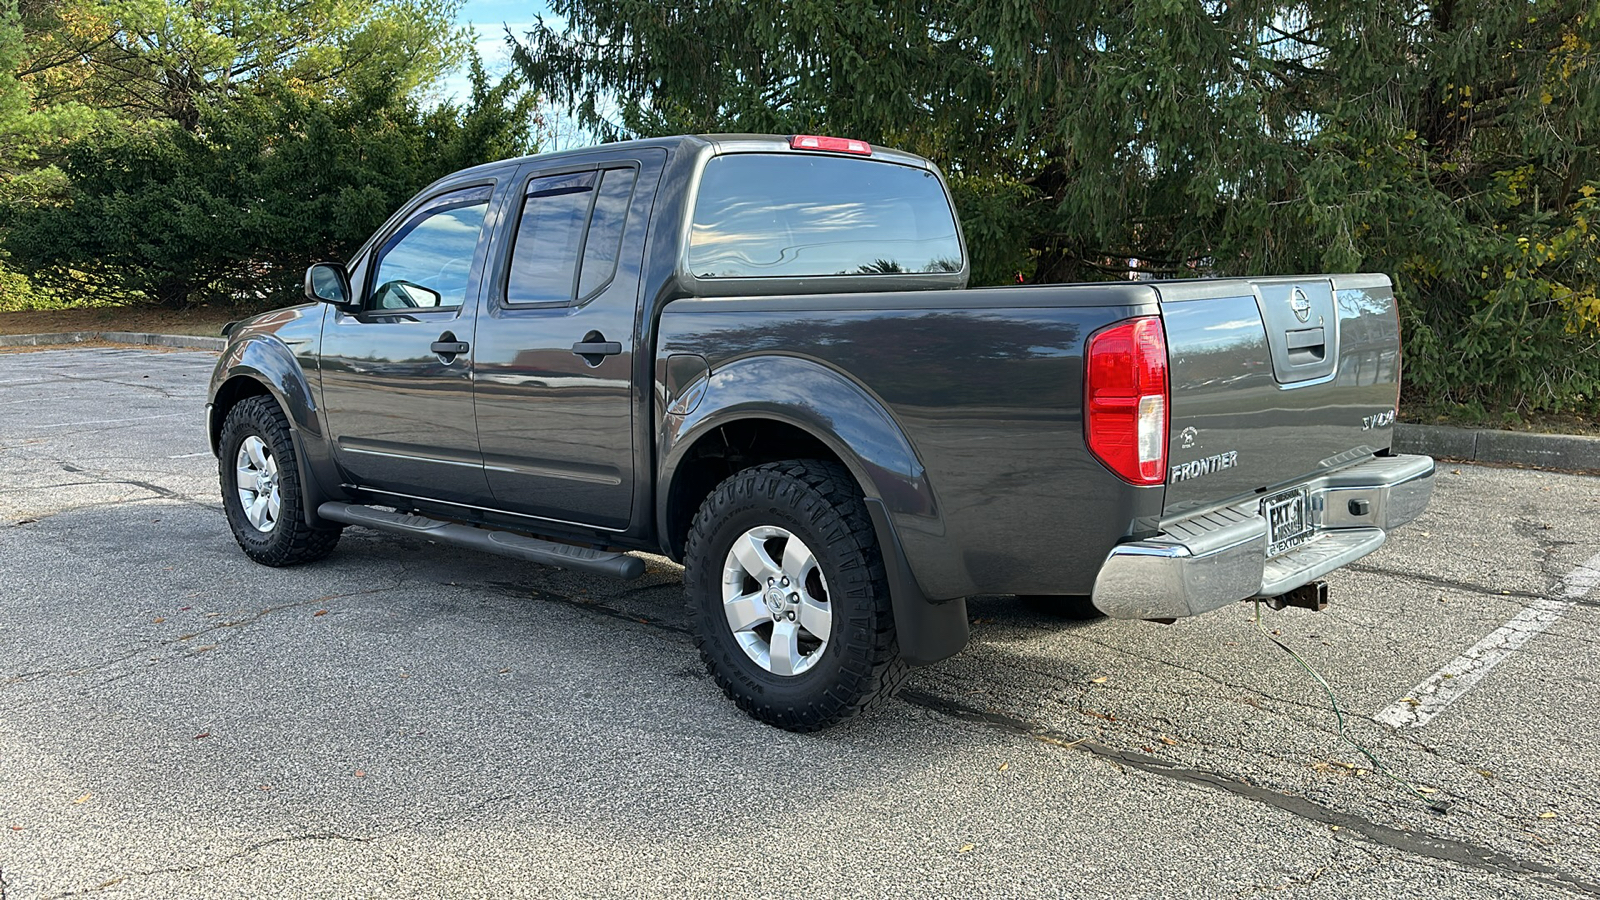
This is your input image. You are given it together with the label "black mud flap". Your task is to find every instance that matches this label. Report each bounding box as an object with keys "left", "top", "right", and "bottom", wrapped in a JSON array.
[{"left": 864, "top": 498, "right": 969, "bottom": 666}]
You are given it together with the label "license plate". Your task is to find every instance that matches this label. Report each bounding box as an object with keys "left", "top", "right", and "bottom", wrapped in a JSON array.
[{"left": 1262, "top": 487, "right": 1313, "bottom": 557}]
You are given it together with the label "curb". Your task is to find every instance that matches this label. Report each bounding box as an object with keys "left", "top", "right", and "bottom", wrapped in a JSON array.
[
  {"left": 3, "top": 331, "right": 1594, "bottom": 473},
  {"left": 1395, "top": 423, "right": 1600, "bottom": 473},
  {"left": 0, "top": 330, "right": 226, "bottom": 351}
]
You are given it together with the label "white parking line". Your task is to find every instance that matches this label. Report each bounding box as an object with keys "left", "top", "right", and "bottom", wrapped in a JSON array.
[
  {"left": 166, "top": 451, "right": 212, "bottom": 458},
  {"left": 35, "top": 413, "right": 186, "bottom": 429},
  {"left": 1375, "top": 550, "right": 1600, "bottom": 728}
]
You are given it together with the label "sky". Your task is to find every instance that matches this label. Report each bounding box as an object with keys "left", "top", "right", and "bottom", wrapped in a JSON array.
[
  {"left": 438, "top": 0, "right": 558, "bottom": 103},
  {"left": 437, "top": 0, "right": 607, "bottom": 150}
]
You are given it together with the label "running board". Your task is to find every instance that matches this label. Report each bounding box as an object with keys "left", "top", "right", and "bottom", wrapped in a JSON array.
[{"left": 316, "top": 502, "right": 646, "bottom": 580}]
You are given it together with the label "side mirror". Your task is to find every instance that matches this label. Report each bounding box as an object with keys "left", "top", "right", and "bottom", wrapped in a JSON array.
[{"left": 305, "top": 262, "right": 352, "bottom": 306}]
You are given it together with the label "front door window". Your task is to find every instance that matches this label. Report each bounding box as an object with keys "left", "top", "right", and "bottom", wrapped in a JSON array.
[{"left": 368, "top": 186, "right": 492, "bottom": 311}]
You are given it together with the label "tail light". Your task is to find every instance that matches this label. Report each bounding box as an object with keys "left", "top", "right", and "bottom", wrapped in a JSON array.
[{"left": 1085, "top": 316, "right": 1169, "bottom": 485}]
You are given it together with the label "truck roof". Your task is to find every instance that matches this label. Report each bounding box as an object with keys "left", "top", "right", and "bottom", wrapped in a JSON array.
[{"left": 439, "top": 133, "right": 936, "bottom": 185}]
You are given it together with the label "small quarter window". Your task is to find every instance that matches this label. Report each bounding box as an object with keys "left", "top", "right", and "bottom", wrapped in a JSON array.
[{"left": 577, "top": 168, "right": 638, "bottom": 298}]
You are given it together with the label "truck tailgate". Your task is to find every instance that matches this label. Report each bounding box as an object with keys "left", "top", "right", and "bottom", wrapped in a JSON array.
[{"left": 1156, "top": 273, "right": 1401, "bottom": 521}]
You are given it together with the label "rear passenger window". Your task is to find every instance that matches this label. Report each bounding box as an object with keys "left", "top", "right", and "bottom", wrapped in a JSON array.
[{"left": 505, "top": 167, "right": 638, "bottom": 305}]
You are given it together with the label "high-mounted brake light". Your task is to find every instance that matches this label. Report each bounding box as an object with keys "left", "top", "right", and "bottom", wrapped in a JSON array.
[
  {"left": 789, "top": 135, "right": 872, "bottom": 155},
  {"left": 1085, "top": 316, "right": 1169, "bottom": 486}
]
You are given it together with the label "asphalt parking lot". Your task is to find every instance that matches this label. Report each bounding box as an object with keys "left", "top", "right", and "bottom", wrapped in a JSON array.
[{"left": 2, "top": 345, "right": 1599, "bottom": 899}]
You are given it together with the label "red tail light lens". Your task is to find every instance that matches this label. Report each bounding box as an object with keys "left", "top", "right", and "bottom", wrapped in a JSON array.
[
  {"left": 789, "top": 135, "right": 872, "bottom": 155},
  {"left": 1085, "top": 316, "right": 1169, "bottom": 485}
]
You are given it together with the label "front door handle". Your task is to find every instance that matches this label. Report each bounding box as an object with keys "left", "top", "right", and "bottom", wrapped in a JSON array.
[
  {"left": 570, "top": 341, "right": 622, "bottom": 356},
  {"left": 431, "top": 332, "right": 469, "bottom": 363}
]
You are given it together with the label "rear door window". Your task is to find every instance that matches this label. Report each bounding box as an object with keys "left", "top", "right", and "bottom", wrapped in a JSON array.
[
  {"left": 505, "top": 167, "right": 639, "bottom": 305},
  {"left": 687, "top": 155, "right": 962, "bottom": 279}
]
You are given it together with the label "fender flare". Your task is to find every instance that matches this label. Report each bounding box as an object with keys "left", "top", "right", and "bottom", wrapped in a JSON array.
[
  {"left": 209, "top": 336, "right": 342, "bottom": 529},
  {"left": 658, "top": 354, "right": 967, "bottom": 665}
]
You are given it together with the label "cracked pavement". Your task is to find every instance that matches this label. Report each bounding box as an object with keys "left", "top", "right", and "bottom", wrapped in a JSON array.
[{"left": 2, "top": 346, "right": 1599, "bottom": 899}]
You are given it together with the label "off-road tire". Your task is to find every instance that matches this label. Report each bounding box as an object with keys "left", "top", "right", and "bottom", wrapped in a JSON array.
[
  {"left": 685, "top": 460, "right": 907, "bottom": 731},
  {"left": 219, "top": 395, "right": 341, "bottom": 566}
]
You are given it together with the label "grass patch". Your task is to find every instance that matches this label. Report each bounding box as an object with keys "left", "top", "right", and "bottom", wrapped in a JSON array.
[{"left": 0, "top": 303, "right": 259, "bottom": 337}]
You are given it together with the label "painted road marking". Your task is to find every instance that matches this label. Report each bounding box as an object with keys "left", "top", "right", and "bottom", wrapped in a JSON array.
[
  {"left": 166, "top": 451, "right": 213, "bottom": 459},
  {"left": 1375, "top": 550, "right": 1600, "bottom": 728},
  {"left": 35, "top": 413, "right": 186, "bottom": 429}
]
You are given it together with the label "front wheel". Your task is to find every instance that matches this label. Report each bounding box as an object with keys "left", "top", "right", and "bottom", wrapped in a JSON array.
[
  {"left": 218, "top": 395, "right": 341, "bottom": 567},
  {"left": 685, "top": 460, "right": 907, "bottom": 731}
]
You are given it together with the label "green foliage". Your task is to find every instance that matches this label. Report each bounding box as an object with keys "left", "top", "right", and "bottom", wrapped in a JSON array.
[
  {"left": 3, "top": 59, "right": 537, "bottom": 307},
  {"left": 512, "top": 0, "right": 1600, "bottom": 416}
]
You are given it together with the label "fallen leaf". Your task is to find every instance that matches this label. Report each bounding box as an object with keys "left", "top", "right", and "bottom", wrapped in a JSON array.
[
  {"left": 354, "top": 770, "right": 366, "bottom": 778},
  {"left": 1416, "top": 786, "right": 1437, "bottom": 794},
  {"left": 1090, "top": 676, "right": 1108, "bottom": 684},
  {"left": 1402, "top": 697, "right": 1421, "bottom": 707},
  {"left": 73, "top": 793, "right": 93, "bottom": 804},
  {"left": 497, "top": 668, "right": 511, "bottom": 674},
  {"left": 8, "top": 825, "right": 21, "bottom": 831},
  {"left": 194, "top": 732, "right": 210, "bottom": 740},
  {"left": 1476, "top": 769, "right": 1495, "bottom": 780},
  {"left": 998, "top": 762, "right": 1009, "bottom": 772},
  {"left": 1158, "top": 735, "right": 1179, "bottom": 746},
  {"left": 259, "top": 785, "right": 271, "bottom": 791},
  {"left": 313, "top": 609, "right": 329, "bottom": 617},
  {"left": 1539, "top": 812, "right": 1558, "bottom": 819},
  {"left": 179, "top": 606, "right": 192, "bottom": 611},
  {"left": 957, "top": 843, "right": 975, "bottom": 853},
  {"left": 152, "top": 617, "right": 166, "bottom": 624},
  {"left": 194, "top": 645, "right": 216, "bottom": 653}
]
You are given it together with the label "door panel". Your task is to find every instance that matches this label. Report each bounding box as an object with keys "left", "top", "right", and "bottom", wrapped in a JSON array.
[
  {"left": 472, "top": 152, "right": 664, "bottom": 530},
  {"left": 319, "top": 182, "right": 500, "bottom": 502}
]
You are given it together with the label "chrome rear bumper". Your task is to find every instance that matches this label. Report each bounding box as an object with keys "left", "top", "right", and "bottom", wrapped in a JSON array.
[{"left": 1091, "top": 454, "right": 1434, "bottom": 619}]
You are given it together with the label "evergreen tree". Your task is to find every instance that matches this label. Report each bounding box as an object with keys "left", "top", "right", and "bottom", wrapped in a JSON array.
[{"left": 511, "top": 0, "right": 1600, "bottom": 414}]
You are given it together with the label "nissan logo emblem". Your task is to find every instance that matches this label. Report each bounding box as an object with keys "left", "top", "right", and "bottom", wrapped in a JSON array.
[{"left": 1290, "top": 287, "right": 1312, "bottom": 323}]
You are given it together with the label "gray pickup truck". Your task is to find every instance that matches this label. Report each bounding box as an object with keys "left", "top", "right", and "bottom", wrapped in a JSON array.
[{"left": 206, "top": 134, "right": 1435, "bottom": 730}]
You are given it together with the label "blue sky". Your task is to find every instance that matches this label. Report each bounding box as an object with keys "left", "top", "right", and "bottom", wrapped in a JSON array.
[{"left": 438, "top": 0, "right": 558, "bottom": 102}]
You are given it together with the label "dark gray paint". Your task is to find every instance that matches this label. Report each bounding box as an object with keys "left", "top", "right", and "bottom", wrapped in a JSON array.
[
  {"left": 209, "top": 134, "right": 1408, "bottom": 663},
  {"left": 1156, "top": 274, "right": 1401, "bottom": 521}
]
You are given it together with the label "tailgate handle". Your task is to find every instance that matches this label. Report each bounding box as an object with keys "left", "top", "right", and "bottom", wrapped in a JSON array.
[{"left": 1285, "top": 327, "right": 1326, "bottom": 364}]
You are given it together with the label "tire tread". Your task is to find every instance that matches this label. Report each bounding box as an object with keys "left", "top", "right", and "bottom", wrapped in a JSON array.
[{"left": 685, "top": 459, "right": 907, "bottom": 731}]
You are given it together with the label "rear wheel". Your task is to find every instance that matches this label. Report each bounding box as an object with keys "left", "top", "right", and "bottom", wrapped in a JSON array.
[
  {"left": 219, "top": 395, "right": 341, "bottom": 567},
  {"left": 685, "top": 460, "right": 906, "bottom": 731}
]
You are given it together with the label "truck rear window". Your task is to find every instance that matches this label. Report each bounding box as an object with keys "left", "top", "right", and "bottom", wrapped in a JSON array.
[{"left": 688, "top": 154, "right": 962, "bottom": 279}]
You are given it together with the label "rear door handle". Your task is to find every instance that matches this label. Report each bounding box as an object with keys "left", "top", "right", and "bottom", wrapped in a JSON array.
[
  {"left": 571, "top": 341, "right": 622, "bottom": 357},
  {"left": 431, "top": 340, "right": 470, "bottom": 355}
]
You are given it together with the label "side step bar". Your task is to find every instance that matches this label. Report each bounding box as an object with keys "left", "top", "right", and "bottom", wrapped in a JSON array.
[{"left": 317, "top": 502, "right": 646, "bottom": 580}]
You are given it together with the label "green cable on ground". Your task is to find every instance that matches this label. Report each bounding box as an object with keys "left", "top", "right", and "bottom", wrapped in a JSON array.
[{"left": 1251, "top": 599, "right": 1450, "bottom": 815}]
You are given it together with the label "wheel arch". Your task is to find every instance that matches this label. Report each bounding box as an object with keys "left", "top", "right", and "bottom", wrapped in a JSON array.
[
  {"left": 209, "top": 336, "right": 341, "bottom": 528},
  {"left": 658, "top": 355, "right": 967, "bottom": 665}
]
